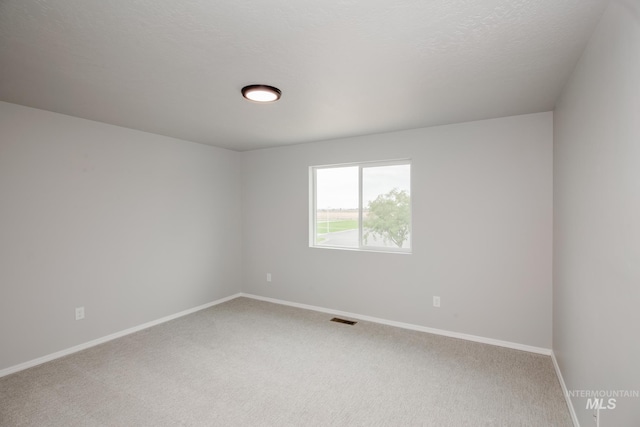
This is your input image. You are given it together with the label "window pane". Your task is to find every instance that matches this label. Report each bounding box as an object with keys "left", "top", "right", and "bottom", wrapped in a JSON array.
[
  {"left": 362, "top": 164, "right": 411, "bottom": 249},
  {"left": 315, "top": 166, "right": 359, "bottom": 248}
]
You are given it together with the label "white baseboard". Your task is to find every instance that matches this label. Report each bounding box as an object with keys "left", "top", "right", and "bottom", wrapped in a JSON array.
[
  {"left": 1, "top": 292, "right": 554, "bottom": 381},
  {"left": 552, "top": 350, "right": 580, "bottom": 427},
  {"left": 239, "top": 293, "right": 552, "bottom": 356},
  {"left": 0, "top": 293, "right": 242, "bottom": 378}
]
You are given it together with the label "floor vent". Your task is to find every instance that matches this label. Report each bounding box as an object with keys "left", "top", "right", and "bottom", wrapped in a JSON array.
[{"left": 330, "top": 317, "right": 357, "bottom": 325}]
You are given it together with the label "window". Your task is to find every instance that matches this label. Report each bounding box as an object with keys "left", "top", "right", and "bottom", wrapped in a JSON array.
[{"left": 310, "top": 160, "right": 411, "bottom": 253}]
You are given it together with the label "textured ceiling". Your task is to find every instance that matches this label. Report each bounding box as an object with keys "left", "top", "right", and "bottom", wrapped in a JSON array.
[{"left": 0, "top": 0, "right": 608, "bottom": 151}]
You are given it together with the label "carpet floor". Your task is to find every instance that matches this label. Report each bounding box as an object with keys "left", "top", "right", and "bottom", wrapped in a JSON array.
[{"left": 0, "top": 297, "right": 572, "bottom": 426}]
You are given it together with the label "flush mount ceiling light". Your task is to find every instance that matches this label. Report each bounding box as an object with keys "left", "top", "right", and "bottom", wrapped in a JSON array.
[{"left": 241, "top": 85, "right": 281, "bottom": 103}]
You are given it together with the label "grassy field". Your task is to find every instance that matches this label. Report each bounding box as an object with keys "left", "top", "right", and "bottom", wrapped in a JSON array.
[{"left": 316, "top": 219, "right": 358, "bottom": 234}]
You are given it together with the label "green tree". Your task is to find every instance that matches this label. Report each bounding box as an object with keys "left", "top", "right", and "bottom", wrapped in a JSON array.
[{"left": 363, "top": 188, "right": 410, "bottom": 248}]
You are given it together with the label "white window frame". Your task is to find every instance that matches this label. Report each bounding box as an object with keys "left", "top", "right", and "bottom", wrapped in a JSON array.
[{"left": 309, "top": 159, "right": 412, "bottom": 254}]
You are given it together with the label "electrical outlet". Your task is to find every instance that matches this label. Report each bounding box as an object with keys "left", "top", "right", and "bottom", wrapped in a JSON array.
[
  {"left": 75, "top": 307, "right": 85, "bottom": 320},
  {"left": 266, "top": 273, "right": 272, "bottom": 282},
  {"left": 433, "top": 296, "right": 441, "bottom": 308}
]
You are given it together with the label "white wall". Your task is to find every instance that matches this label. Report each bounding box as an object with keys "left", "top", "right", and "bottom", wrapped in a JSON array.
[
  {"left": 554, "top": 1, "right": 640, "bottom": 425},
  {"left": 0, "top": 102, "right": 242, "bottom": 371},
  {"left": 242, "top": 112, "right": 553, "bottom": 349}
]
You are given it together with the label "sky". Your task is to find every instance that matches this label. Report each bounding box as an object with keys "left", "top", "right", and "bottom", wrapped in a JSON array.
[{"left": 316, "top": 164, "right": 410, "bottom": 209}]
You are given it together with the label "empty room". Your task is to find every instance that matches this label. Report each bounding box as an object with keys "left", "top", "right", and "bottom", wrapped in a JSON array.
[{"left": 0, "top": 0, "right": 638, "bottom": 426}]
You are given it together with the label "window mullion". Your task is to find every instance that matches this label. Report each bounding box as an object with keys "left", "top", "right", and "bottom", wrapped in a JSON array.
[
  {"left": 312, "top": 167, "right": 317, "bottom": 246},
  {"left": 358, "top": 165, "right": 363, "bottom": 248}
]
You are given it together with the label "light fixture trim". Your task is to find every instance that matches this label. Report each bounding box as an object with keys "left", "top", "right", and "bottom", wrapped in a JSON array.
[{"left": 241, "top": 84, "right": 282, "bottom": 103}]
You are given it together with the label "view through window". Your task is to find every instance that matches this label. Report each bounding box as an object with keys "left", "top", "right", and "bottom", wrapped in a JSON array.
[{"left": 311, "top": 160, "right": 411, "bottom": 252}]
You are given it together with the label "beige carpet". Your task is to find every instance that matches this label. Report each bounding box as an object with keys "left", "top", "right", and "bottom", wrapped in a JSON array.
[{"left": 0, "top": 297, "right": 572, "bottom": 426}]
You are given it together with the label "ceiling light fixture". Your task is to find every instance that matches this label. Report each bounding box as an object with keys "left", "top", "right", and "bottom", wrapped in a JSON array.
[{"left": 241, "top": 85, "right": 281, "bottom": 103}]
